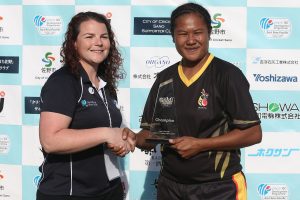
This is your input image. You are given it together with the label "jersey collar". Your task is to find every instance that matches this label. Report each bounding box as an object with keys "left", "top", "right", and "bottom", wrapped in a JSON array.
[{"left": 178, "top": 54, "right": 214, "bottom": 87}]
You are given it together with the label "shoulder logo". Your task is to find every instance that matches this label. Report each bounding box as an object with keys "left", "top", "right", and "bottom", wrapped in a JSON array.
[{"left": 198, "top": 89, "right": 209, "bottom": 109}]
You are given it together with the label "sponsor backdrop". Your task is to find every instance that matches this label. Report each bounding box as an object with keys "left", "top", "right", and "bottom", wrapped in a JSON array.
[{"left": 0, "top": 0, "right": 299, "bottom": 199}]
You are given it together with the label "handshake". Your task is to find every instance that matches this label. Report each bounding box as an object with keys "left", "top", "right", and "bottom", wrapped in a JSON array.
[{"left": 107, "top": 127, "right": 137, "bottom": 157}]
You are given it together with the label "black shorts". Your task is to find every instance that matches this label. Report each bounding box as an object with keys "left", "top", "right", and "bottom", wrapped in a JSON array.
[
  {"left": 157, "top": 172, "right": 247, "bottom": 200},
  {"left": 36, "top": 178, "right": 124, "bottom": 200}
]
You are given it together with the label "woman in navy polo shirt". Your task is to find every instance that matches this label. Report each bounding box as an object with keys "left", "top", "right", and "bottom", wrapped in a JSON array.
[{"left": 36, "top": 11, "right": 135, "bottom": 200}]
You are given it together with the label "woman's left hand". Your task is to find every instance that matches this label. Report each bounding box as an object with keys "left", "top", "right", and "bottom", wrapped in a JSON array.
[{"left": 169, "top": 136, "right": 204, "bottom": 159}]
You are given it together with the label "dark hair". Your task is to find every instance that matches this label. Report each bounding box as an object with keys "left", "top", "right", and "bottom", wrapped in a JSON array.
[
  {"left": 170, "top": 3, "right": 212, "bottom": 37},
  {"left": 60, "top": 11, "right": 123, "bottom": 97}
]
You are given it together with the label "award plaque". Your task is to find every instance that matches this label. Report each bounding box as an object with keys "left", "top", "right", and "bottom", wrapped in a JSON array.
[{"left": 145, "top": 79, "right": 179, "bottom": 144}]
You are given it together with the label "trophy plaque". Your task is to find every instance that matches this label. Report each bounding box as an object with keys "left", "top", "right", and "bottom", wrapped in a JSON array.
[{"left": 145, "top": 79, "right": 179, "bottom": 144}]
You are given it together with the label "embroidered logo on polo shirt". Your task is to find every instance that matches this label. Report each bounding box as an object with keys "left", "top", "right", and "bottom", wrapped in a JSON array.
[
  {"left": 198, "top": 89, "right": 209, "bottom": 109},
  {"left": 88, "top": 87, "right": 95, "bottom": 94},
  {"left": 80, "top": 99, "right": 98, "bottom": 107}
]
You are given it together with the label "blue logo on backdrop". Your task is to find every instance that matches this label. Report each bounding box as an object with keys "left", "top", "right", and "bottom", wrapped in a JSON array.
[
  {"left": 248, "top": 148, "right": 300, "bottom": 157},
  {"left": 34, "top": 15, "right": 46, "bottom": 27},
  {"left": 257, "top": 183, "right": 288, "bottom": 199},
  {"left": 258, "top": 184, "right": 271, "bottom": 196},
  {"left": 0, "top": 56, "right": 19, "bottom": 73},
  {"left": 145, "top": 56, "right": 170, "bottom": 68},
  {"left": 251, "top": 57, "right": 299, "bottom": 65},
  {"left": 260, "top": 18, "right": 273, "bottom": 30},
  {"left": 259, "top": 17, "right": 291, "bottom": 39},
  {"left": 134, "top": 17, "right": 171, "bottom": 35},
  {"left": 253, "top": 74, "right": 298, "bottom": 82},
  {"left": 33, "top": 15, "right": 63, "bottom": 36}
]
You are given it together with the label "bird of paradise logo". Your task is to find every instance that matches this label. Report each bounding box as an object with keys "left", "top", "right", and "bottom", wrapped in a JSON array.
[{"left": 198, "top": 89, "right": 209, "bottom": 108}]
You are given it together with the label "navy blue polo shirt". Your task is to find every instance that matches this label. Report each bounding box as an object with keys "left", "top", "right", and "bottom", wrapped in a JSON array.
[{"left": 38, "top": 65, "right": 122, "bottom": 196}]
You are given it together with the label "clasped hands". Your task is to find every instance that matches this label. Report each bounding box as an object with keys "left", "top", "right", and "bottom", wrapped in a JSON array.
[
  {"left": 107, "top": 127, "right": 136, "bottom": 157},
  {"left": 107, "top": 129, "right": 203, "bottom": 158}
]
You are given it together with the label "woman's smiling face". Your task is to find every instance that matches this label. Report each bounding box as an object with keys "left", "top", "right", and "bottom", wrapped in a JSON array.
[
  {"left": 75, "top": 19, "right": 111, "bottom": 68},
  {"left": 173, "top": 13, "right": 210, "bottom": 64}
]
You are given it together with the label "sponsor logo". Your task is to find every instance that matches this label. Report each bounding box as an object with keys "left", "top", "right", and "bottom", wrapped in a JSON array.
[
  {"left": 42, "top": 52, "right": 55, "bottom": 67},
  {"left": 132, "top": 73, "right": 152, "bottom": 80},
  {"left": 134, "top": 17, "right": 171, "bottom": 35},
  {"left": 0, "top": 56, "right": 19, "bottom": 73},
  {"left": 248, "top": 148, "right": 300, "bottom": 157},
  {"left": 258, "top": 184, "right": 272, "bottom": 196},
  {"left": 0, "top": 91, "right": 5, "bottom": 113},
  {"left": 253, "top": 74, "right": 298, "bottom": 82},
  {"left": 259, "top": 17, "right": 291, "bottom": 39},
  {"left": 41, "top": 52, "right": 57, "bottom": 74},
  {"left": 255, "top": 102, "right": 299, "bottom": 112},
  {"left": 258, "top": 183, "right": 288, "bottom": 199},
  {"left": 34, "top": 15, "right": 63, "bottom": 36},
  {"left": 146, "top": 56, "right": 170, "bottom": 68},
  {"left": 80, "top": 99, "right": 98, "bottom": 108},
  {"left": 81, "top": 99, "right": 87, "bottom": 107},
  {"left": 211, "top": 13, "right": 225, "bottom": 29},
  {"left": 211, "top": 13, "right": 226, "bottom": 36},
  {"left": 254, "top": 102, "right": 300, "bottom": 120},
  {"left": 252, "top": 57, "right": 261, "bottom": 64},
  {"left": 198, "top": 89, "right": 209, "bottom": 109},
  {"left": 251, "top": 56, "right": 299, "bottom": 65},
  {"left": 25, "top": 97, "right": 41, "bottom": 114}
]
